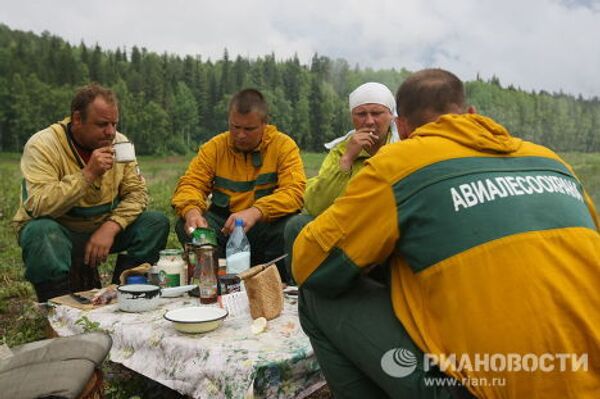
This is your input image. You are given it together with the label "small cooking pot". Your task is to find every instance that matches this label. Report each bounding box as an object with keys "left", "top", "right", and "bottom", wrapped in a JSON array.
[{"left": 117, "top": 284, "right": 161, "bottom": 312}]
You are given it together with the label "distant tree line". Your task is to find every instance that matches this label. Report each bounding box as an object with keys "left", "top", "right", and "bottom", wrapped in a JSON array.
[{"left": 0, "top": 23, "right": 599, "bottom": 154}]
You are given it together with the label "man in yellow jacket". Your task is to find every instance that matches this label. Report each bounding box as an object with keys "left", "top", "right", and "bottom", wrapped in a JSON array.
[
  {"left": 284, "top": 82, "right": 397, "bottom": 282},
  {"left": 13, "top": 84, "right": 170, "bottom": 302},
  {"left": 303, "top": 82, "right": 398, "bottom": 216},
  {"left": 172, "top": 89, "right": 306, "bottom": 282},
  {"left": 291, "top": 69, "right": 600, "bottom": 398}
]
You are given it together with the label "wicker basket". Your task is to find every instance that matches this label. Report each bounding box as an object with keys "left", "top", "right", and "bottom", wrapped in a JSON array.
[{"left": 239, "top": 264, "right": 284, "bottom": 320}]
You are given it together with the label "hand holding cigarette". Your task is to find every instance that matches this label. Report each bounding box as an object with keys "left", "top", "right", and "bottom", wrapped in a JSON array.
[{"left": 340, "top": 128, "right": 379, "bottom": 171}]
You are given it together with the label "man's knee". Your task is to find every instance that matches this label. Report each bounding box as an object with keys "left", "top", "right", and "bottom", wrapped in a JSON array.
[
  {"left": 136, "top": 210, "right": 170, "bottom": 232},
  {"left": 129, "top": 211, "right": 170, "bottom": 244},
  {"left": 20, "top": 218, "right": 66, "bottom": 247},
  {"left": 122, "top": 211, "right": 170, "bottom": 263},
  {"left": 297, "top": 286, "right": 326, "bottom": 338},
  {"left": 19, "top": 219, "right": 72, "bottom": 284}
]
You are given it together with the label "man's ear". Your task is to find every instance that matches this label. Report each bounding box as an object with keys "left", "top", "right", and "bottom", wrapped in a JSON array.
[
  {"left": 72, "top": 111, "right": 82, "bottom": 126},
  {"left": 395, "top": 116, "right": 411, "bottom": 140}
]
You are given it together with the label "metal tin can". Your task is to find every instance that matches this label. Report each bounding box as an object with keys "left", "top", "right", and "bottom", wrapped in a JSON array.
[
  {"left": 191, "top": 227, "right": 218, "bottom": 247},
  {"left": 218, "top": 258, "right": 227, "bottom": 276},
  {"left": 219, "top": 274, "right": 241, "bottom": 294}
]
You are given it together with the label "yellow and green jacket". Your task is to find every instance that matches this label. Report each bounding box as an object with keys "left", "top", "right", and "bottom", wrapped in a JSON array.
[
  {"left": 304, "top": 132, "right": 392, "bottom": 216},
  {"left": 293, "top": 114, "right": 600, "bottom": 398},
  {"left": 12, "top": 118, "right": 148, "bottom": 234},
  {"left": 172, "top": 125, "right": 306, "bottom": 221}
]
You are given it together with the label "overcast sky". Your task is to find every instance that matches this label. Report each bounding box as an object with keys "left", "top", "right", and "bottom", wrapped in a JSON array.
[{"left": 1, "top": 0, "right": 600, "bottom": 98}]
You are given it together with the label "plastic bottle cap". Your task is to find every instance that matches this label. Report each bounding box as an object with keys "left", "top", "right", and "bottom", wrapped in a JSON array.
[{"left": 235, "top": 219, "right": 244, "bottom": 227}]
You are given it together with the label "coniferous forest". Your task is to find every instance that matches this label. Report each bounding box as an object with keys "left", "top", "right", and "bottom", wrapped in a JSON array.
[{"left": 1, "top": 23, "right": 599, "bottom": 155}]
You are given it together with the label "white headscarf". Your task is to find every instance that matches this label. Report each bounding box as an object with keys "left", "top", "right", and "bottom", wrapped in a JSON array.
[{"left": 324, "top": 82, "right": 399, "bottom": 149}]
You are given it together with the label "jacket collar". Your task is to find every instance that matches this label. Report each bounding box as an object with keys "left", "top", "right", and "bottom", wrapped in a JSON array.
[
  {"left": 227, "top": 124, "right": 278, "bottom": 167},
  {"left": 50, "top": 117, "right": 87, "bottom": 168},
  {"left": 411, "top": 114, "right": 522, "bottom": 154}
]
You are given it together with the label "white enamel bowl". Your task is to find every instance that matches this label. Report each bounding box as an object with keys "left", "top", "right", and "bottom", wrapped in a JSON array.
[
  {"left": 117, "top": 284, "right": 161, "bottom": 312},
  {"left": 164, "top": 306, "right": 228, "bottom": 333}
]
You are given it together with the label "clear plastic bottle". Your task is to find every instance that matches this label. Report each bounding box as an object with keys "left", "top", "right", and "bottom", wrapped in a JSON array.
[{"left": 226, "top": 218, "right": 251, "bottom": 275}]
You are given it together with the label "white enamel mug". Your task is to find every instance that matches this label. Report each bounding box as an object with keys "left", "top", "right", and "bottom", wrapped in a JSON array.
[{"left": 113, "top": 141, "right": 136, "bottom": 163}]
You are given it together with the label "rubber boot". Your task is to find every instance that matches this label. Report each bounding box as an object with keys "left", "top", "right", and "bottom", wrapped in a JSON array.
[
  {"left": 111, "top": 254, "right": 139, "bottom": 284},
  {"left": 33, "top": 278, "right": 71, "bottom": 303},
  {"left": 69, "top": 255, "right": 101, "bottom": 292}
]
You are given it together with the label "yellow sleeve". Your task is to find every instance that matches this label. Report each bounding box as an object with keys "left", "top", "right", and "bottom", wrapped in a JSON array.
[
  {"left": 253, "top": 137, "right": 306, "bottom": 221},
  {"left": 21, "top": 137, "right": 90, "bottom": 218},
  {"left": 172, "top": 140, "right": 217, "bottom": 218},
  {"left": 292, "top": 161, "right": 399, "bottom": 296},
  {"left": 303, "top": 144, "right": 353, "bottom": 216}
]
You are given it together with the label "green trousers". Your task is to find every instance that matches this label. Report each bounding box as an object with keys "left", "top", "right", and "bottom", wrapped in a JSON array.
[
  {"left": 19, "top": 211, "right": 170, "bottom": 284},
  {"left": 175, "top": 206, "right": 294, "bottom": 283},
  {"left": 299, "top": 278, "right": 463, "bottom": 399}
]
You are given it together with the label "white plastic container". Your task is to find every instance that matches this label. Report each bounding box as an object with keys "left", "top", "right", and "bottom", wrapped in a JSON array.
[
  {"left": 226, "top": 219, "right": 251, "bottom": 274},
  {"left": 117, "top": 284, "right": 161, "bottom": 312},
  {"left": 156, "top": 249, "right": 187, "bottom": 287}
]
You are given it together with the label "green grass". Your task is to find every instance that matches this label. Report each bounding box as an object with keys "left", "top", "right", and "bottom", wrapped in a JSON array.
[
  {"left": 0, "top": 153, "right": 48, "bottom": 346},
  {"left": 559, "top": 153, "right": 600, "bottom": 206}
]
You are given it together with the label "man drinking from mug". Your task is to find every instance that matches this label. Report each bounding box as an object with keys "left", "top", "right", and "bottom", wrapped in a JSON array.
[{"left": 12, "top": 84, "right": 169, "bottom": 302}]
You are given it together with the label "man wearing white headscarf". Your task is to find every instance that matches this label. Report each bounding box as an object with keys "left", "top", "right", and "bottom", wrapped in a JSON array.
[
  {"left": 303, "top": 82, "right": 398, "bottom": 216},
  {"left": 283, "top": 82, "right": 397, "bottom": 280}
]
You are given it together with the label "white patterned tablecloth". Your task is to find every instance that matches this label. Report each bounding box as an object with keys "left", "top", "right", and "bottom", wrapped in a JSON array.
[{"left": 48, "top": 295, "right": 324, "bottom": 398}]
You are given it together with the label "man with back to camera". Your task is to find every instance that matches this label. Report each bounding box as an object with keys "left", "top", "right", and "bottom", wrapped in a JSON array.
[
  {"left": 13, "top": 83, "right": 170, "bottom": 302},
  {"left": 171, "top": 88, "right": 306, "bottom": 283},
  {"left": 290, "top": 69, "right": 600, "bottom": 398}
]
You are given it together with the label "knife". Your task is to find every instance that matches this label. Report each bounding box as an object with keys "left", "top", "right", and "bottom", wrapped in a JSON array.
[
  {"left": 70, "top": 293, "right": 92, "bottom": 304},
  {"left": 237, "top": 253, "right": 288, "bottom": 280},
  {"left": 263, "top": 253, "right": 288, "bottom": 266}
]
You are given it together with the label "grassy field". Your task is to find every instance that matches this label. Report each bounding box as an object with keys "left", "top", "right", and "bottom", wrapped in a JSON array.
[{"left": 1, "top": 151, "right": 600, "bottom": 397}]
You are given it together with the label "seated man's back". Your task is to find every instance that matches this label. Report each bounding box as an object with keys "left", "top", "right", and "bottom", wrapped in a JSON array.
[{"left": 292, "top": 69, "right": 600, "bottom": 398}]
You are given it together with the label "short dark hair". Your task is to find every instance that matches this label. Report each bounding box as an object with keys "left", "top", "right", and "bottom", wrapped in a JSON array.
[
  {"left": 71, "top": 83, "right": 118, "bottom": 121},
  {"left": 228, "top": 88, "right": 268, "bottom": 122},
  {"left": 395, "top": 68, "right": 465, "bottom": 128}
]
